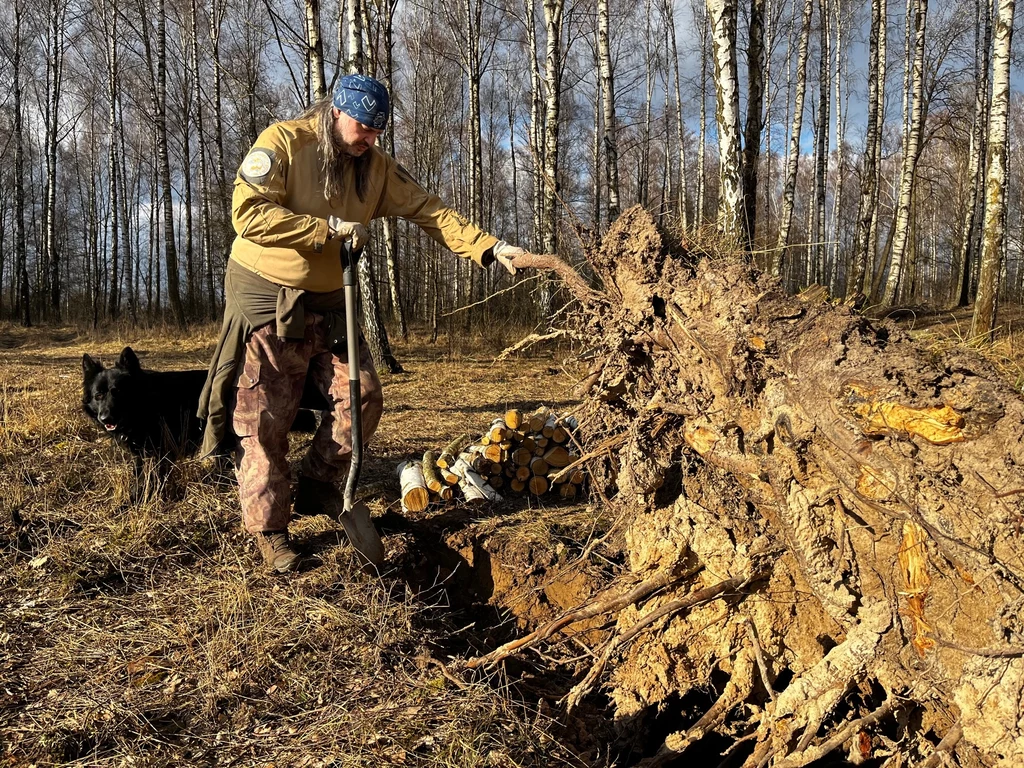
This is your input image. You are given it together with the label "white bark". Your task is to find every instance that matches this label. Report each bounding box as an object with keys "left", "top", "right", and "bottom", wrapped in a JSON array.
[
  {"left": 598, "top": 0, "right": 621, "bottom": 222},
  {"left": 305, "top": 0, "right": 327, "bottom": 99},
  {"left": 706, "top": 0, "right": 743, "bottom": 239},
  {"left": 881, "top": 0, "right": 928, "bottom": 307},
  {"left": 956, "top": 0, "right": 992, "bottom": 307},
  {"left": 971, "top": 0, "right": 1015, "bottom": 339},
  {"left": 541, "top": 0, "right": 564, "bottom": 255},
  {"left": 773, "top": 0, "right": 814, "bottom": 272},
  {"left": 850, "top": 0, "right": 886, "bottom": 296}
]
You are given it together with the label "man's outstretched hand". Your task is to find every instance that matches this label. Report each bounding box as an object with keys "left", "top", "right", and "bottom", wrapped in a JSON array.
[{"left": 492, "top": 241, "right": 525, "bottom": 275}]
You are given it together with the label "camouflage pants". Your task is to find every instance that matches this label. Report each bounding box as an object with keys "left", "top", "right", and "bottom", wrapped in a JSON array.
[{"left": 233, "top": 314, "right": 383, "bottom": 533}]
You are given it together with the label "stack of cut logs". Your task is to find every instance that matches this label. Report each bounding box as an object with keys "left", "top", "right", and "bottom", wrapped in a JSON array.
[{"left": 397, "top": 408, "right": 584, "bottom": 512}]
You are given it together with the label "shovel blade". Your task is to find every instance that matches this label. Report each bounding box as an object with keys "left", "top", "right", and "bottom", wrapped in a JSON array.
[{"left": 340, "top": 500, "right": 385, "bottom": 570}]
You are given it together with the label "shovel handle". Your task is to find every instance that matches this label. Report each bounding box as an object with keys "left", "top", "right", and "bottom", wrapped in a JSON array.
[{"left": 342, "top": 240, "right": 363, "bottom": 511}]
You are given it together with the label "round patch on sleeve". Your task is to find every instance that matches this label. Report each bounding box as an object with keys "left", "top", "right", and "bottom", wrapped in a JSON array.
[{"left": 242, "top": 150, "right": 272, "bottom": 179}]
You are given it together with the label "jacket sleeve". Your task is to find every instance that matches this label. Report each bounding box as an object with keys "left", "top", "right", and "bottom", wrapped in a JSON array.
[
  {"left": 375, "top": 157, "right": 498, "bottom": 267},
  {"left": 232, "top": 128, "right": 330, "bottom": 253}
]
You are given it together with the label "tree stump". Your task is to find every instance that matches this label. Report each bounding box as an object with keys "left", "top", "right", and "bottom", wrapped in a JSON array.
[{"left": 501, "top": 207, "right": 1024, "bottom": 766}]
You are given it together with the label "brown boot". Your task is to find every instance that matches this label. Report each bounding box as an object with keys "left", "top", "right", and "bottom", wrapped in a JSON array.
[
  {"left": 293, "top": 476, "right": 385, "bottom": 569},
  {"left": 256, "top": 530, "right": 301, "bottom": 573}
]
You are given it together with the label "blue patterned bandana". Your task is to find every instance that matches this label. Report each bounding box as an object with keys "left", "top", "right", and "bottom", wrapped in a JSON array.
[{"left": 333, "top": 74, "right": 390, "bottom": 130}]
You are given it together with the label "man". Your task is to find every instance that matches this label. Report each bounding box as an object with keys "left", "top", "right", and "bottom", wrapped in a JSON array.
[{"left": 199, "top": 74, "right": 526, "bottom": 572}]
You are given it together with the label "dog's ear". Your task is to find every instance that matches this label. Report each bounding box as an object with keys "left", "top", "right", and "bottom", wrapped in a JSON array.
[
  {"left": 117, "top": 347, "right": 141, "bottom": 373},
  {"left": 82, "top": 354, "right": 104, "bottom": 381}
]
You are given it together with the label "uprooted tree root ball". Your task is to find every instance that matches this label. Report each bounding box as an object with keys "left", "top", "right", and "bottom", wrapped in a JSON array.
[{"left": 480, "top": 207, "right": 1024, "bottom": 766}]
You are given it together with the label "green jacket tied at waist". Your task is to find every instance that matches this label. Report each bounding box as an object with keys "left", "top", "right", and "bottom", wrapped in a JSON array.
[{"left": 198, "top": 259, "right": 352, "bottom": 457}]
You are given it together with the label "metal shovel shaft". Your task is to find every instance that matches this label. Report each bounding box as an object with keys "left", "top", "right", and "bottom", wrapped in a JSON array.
[{"left": 342, "top": 242, "right": 362, "bottom": 514}]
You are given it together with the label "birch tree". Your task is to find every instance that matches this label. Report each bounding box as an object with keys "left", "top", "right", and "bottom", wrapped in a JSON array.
[
  {"left": 597, "top": 0, "right": 620, "bottom": 223},
  {"left": 970, "top": 0, "right": 1015, "bottom": 339},
  {"left": 849, "top": 0, "right": 887, "bottom": 297},
  {"left": 305, "top": 0, "right": 327, "bottom": 100},
  {"left": 809, "top": 0, "right": 830, "bottom": 284},
  {"left": 541, "top": 0, "right": 565, "bottom": 254},
  {"left": 956, "top": 0, "right": 991, "bottom": 307},
  {"left": 12, "top": 2, "right": 30, "bottom": 326},
  {"left": 347, "top": 0, "right": 402, "bottom": 373},
  {"left": 773, "top": 0, "right": 813, "bottom": 273},
  {"left": 706, "top": 0, "right": 743, "bottom": 239},
  {"left": 665, "top": 0, "right": 691, "bottom": 228},
  {"left": 880, "top": 0, "right": 928, "bottom": 306}
]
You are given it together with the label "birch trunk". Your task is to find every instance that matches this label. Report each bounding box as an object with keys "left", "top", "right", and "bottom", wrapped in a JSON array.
[
  {"left": 209, "top": 0, "right": 230, "bottom": 274},
  {"left": 105, "top": 1, "right": 120, "bottom": 320},
  {"left": 306, "top": 0, "right": 327, "bottom": 100},
  {"left": 862, "top": 0, "right": 887, "bottom": 295},
  {"left": 810, "top": 0, "right": 830, "bottom": 284},
  {"left": 43, "top": 0, "right": 67, "bottom": 320},
  {"left": 849, "top": 0, "right": 885, "bottom": 297},
  {"left": 379, "top": 0, "right": 407, "bottom": 341},
  {"left": 592, "top": 47, "right": 602, "bottom": 231},
  {"left": 666, "top": 0, "right": 691, "bottom": 228},
  {"left": 525, "top": 0, "right": 544, "bottom": 252},
  {"left": 541, "top": 0, "right": 564, "bottom": 255},
  {"left": 695, "top": 0, "right": 709, "bottom": 224},
  {"left": 640, "top": 0, "right": 654, "bottom": 208},
  {"left": 346, "top": 0, "right": 364, "bottom": 73},
  {"left": 13, "top": 4, "right": 30, "bottom": 327},
  {"left": 706, "top": 0, "right": 743, "bottom": 240},
  {"left": 598, "top": 0, "right": 621, "bottom": 222},
  {"left": 147, "top": 0, "right": 185, "bottom": 324},
  {"left": 188, "top": 0, "right": 215, "bottom": 317},
  {"left": 880, "top": 0, "right": 927, "bottom": 307},
  {"left": 970, "top": 0, "right": 1015, "bottom": 339},
  {"left": 956, "top": 0, "right": 992, "bottom": 308},
  {"left": 830, "top": 0, "right": 847, "bottom": 294},
  {"left": 773, "top": 0, "right": 814, "bottom": 273}
]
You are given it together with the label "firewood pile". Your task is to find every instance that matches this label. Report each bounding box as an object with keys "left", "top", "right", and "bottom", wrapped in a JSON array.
[{"left": 396, "top": 408, "right": 584, "bottom": 511}]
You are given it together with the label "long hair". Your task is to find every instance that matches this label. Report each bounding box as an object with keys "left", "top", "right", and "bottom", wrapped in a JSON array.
[{"left": 299, "top": 97, "right": 372, "bottom": 202}]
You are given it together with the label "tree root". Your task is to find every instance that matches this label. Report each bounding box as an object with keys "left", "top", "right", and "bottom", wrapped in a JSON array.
[
  {"left": 463, "top": 565, "right": 700, "bottom": 670},
  {"left": 476, "top": 208, "right": 1024, "bottom": 765},
  {"left": 772, "top": 697, "right": 894, "bottom": 768},
  {"left": 636, "top": 648, "right": 756, "bottom": 767},
  {"left": 563, "top": 576, "right": 747, "bottom": 710}
]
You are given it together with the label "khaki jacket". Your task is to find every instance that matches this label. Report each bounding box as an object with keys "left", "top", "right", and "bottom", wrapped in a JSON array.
[{"left": 230, "top": 115, "right": 498, "bottom": 292}]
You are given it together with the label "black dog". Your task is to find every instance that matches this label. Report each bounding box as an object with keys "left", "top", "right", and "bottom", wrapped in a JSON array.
[
  {"left": 82, "top": 347, "right": 329, "bottom": 459},
  {"left": 82, "top": 347, "right": 206, "bottom": 458}
]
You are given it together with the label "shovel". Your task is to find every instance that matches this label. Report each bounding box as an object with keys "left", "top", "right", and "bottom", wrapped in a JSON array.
[{"left": 338, "top": 240, "right": 386, "bottom": 569}]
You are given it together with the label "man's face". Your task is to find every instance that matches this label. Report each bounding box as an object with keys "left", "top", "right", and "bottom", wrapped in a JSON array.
[{"left": 333, "top": 109, "right": 384, "bottom": 156}]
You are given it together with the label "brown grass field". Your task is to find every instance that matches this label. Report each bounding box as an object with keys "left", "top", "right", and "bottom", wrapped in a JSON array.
[
  {"left": 4, "top": 309, "right": 1024, "bottom": 767},
  {"left": 0, "top": 322, "right": 619, "bottom": 767}
]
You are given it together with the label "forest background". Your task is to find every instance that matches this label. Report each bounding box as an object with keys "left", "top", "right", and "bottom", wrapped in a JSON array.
[{"left": 0, "top": 0, "right": 1019, "bottom": 361}]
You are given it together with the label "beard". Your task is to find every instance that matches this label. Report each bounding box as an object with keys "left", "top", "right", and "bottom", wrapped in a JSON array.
[{"left": 332, "top": 123, "right": 373, "bottom": 156}]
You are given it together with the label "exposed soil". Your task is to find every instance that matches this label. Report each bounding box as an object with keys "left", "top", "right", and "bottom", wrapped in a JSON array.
[{"left": 503, "top": 207, "right": 1024, "bottom": 767}]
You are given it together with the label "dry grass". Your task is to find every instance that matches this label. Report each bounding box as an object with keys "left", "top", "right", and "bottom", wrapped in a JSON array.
[{"left": 0, "top": 322, "right": 594, "bottom": 767}]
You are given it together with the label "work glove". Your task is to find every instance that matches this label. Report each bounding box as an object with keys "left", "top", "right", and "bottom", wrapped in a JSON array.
[
  {"left": 492, "top": 240, "right": 525, "bottom": 275},
  {"left": 327, "top": 216, "right": 370, "bottom": 250}
]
